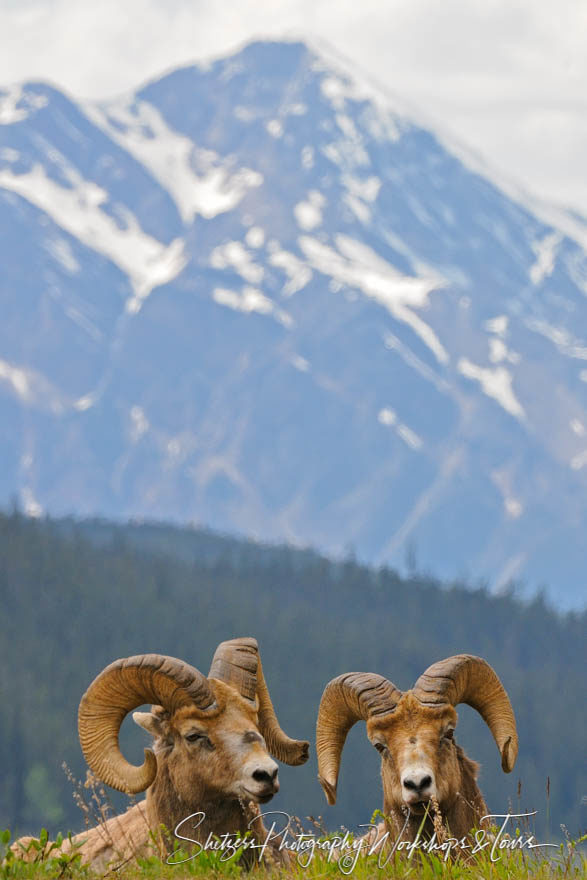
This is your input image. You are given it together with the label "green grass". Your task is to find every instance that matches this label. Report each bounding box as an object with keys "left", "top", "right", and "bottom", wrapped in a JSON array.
[{"left": 2, "top": 825, "right": 585, "bottom": 880}]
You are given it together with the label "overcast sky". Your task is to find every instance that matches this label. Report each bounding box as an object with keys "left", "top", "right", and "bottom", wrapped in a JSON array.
[{"left": 1, "top": 0, "right": 586, "bottom": 217}]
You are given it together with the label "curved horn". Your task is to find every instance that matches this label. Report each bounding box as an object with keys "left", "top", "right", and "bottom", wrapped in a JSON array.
[
  {"left": 209, "top": 637, "right": 309, "bottom": 766},
  {"left": 256, "top": 652, "right": 309, "bottom": 766},
  {"left": 79, "top": 654, "right": 216, "bottom": 794},
  {"left": 412, "top": 654, "right": 518, "bottom": 772},
  {"left": 208, "top": 637, "right": 258, "bottom": 702},
  {"left": 316, "top": 673, "right": 402, "bottom": 805}
]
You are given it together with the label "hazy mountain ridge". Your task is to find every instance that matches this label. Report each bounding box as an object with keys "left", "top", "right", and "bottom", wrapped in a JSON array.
[{"left": 1, "top": 39, "right": 586, "bottom": 607}]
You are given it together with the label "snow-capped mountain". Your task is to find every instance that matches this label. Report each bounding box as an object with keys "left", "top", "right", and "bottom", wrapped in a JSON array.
[{"left": 1, "top": 39, "right": 586, "bottom": 608}]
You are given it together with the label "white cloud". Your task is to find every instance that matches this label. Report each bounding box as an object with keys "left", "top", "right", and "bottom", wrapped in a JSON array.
[{"left": 0, "top": 1, "right": 586, "bottom": 214}]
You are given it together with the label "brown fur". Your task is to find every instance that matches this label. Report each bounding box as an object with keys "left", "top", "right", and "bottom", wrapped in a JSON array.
[
  {"left": 13, "top": 680, "right": 288, "bottom": 870},
  {"left": 367, "top": 692, "right": 489, "bottom": 843},
  {"left": 11, "top": 804, "right": 152, "bottom": 872}
]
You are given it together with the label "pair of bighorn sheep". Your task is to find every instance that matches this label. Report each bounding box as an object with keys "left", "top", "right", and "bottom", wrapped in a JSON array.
[{"left": 15, "top": 643, "right": 518, "bottom": 868}]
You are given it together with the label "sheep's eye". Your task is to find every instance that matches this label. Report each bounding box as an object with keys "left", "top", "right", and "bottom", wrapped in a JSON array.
[
  {"left": 243, "top": 730, "right": 263, "bottom": 745},
  {"left": 185, "top": 731, "right": 210, "bottom": 746},
  {"left": 373, "top": 742, "right": 388, "bottom": 755},
  {"left": 442, "top": 728, "right": 454, "bottom": 741}
]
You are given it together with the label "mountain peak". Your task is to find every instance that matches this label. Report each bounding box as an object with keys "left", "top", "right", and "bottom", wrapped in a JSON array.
[{"left": 1, "top": 39, "right": 586, "bottom": 609}]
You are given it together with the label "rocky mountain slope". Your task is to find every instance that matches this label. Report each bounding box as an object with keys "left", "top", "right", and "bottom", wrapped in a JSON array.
[{"left": 1, "top": 39, "right": 586, "bottom": 607}]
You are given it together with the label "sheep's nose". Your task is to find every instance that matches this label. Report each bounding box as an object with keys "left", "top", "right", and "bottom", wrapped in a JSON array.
[
  {"left": 252, "top": 767, "right": 279, "bottom": 786},
  {"left": 403, "top": 774, "right": 432, "bottom": 793}
]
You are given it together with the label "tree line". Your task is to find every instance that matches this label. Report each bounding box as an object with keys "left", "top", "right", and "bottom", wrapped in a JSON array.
[{"left": 0, "top": 509, "right": 584, "bottom": 840}]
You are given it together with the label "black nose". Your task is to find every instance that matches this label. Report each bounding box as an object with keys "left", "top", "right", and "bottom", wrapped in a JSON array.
[
  {"left": 403, "top": 775, "right": 432, "bottom": 793},
  {"left": 252, "top": 768, "right": 278, "bottom": 785}
]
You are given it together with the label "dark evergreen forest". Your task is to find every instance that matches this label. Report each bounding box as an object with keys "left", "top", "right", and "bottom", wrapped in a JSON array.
[{"left": 0, "top": 509, "right": 584, "bottom": 841}]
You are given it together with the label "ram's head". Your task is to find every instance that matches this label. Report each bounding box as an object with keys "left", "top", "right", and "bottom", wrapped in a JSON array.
[
  {"left": 317, "top": 654, "right": 517, "bottom": 822},
  {"left": 78, "top": 638, "right": 309, "bottom": 807}
]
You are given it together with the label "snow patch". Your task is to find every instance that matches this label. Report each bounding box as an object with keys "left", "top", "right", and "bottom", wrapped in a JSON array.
[
  {"left": 458, "top": 359, "right": 525, "bottom": 420},
  {"left": 344, "top": 195, "right": 370, "bottom": 223},
  {"left": 397, "top": 424, "right": 423, "bottom": 450},
  {"left": 164, "top": 431, "right": 198, "bottom": 469},
  {"left": 290, "top": 355, "right": 310, "bottom": 372},
  {"left": 0, "top": 163, "right": 186, "bottom": 304},
  {"left": 343, "top": 174, "right": 381, "bottom": 203},
  {"left": 0, "top": 357, "right": 67, "bottom": 413},
  {"left": 269, "top": 247, "right": 312, "bottom": 296},
  {"left": 570, "top": 450, "right": 587, "bottom": 470},
  {"left": 234, "top": 105, "right": 256, "bottom": 123},
  {"left": 378, "top": 407, "right": 423, "bottom": 450},
  {"left": 45, "top": 236, "right": 80, "bottom": 275},
  {"left": 21, "top": 487, "right": 43, "bottom": 518},
  {"left": 316, "top": 64, "right": 403, "bottom": 142},
  {"left": 526, "top": 318, "right": 587, "bottom": 360},
  {"left": 336, "top": 113, "right": 360, "bottom": 141},
  {"left": 0, "top": 85, "right": 47, "bottom": 125},
  {"left": 342, "top": 174, "right": 381, "bottom": 223},
  {"left": 505, "top": 498, "right": 523, "bottom": 518},
  {"left": 565, "top": 249, "right": 587, "bottom": 296},
  {"left": 309, "top": 38, "right": 406, "bottom": 130},
  {"left": 484, "top": 315, "right": 508, "bottom": 337},
  {"left": 488, "top": 337, "right": 520, "bottom": 366},
  {"left": 0, "top": 359, "right": 29, "bottom": 399},
  {"left": 213, "top": 287, "right": 292, "bottom": 327},
  {"left": 492, "top": 469, "right": 524, "bottom": 519},
  {"left": 85, "top": 99, "right": 263, "bottom": 223},
  {"left": 245, "top": 226, "right": 265, "bottom": 249},
  {"left": 294, "top": 190, "right": 325, "bottom": 231},
  {"left": 266, "top": 119, "right": 283, "bottom": 138},
  {"left": 530, "top": 232, "right": 561, "bottom": 285},
  {"left": 299, "top": 234, "right": 448, "bottom": 363},
  {"left": 378, "top": 407, "right": 397, "bottom": 426},
  {"left": 489, "top": 338, "right": 507, "bottom": 364},
  {"left": 0, "top": 86, "right": 28, "bottom": 124},
  {"left": 210, "top": 240, "right": 264, "bottom": 284},
  {"left": 74, "top": 392, "right": 98, "bottom": 411},
  {"left": 130, "top": 405, "right": 149, "bottom": 443},
  {"left": 320, "top": 76, "right": 347, "bottom": 109},
  {"left": 323, "top": 130, "right": 369, "bottom": 169},
  {"left": 0, "top": 147, "right": 19, "bottom": 162}
]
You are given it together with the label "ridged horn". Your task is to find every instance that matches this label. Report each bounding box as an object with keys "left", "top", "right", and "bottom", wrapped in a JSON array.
[
  {"left": 412, "top": 654, "right": 518, "bottom": 772},
  {"left": 209, "top": 637, "right": 309, "bottom": 766},
  {"left": 208, "top": 637, "right": 258, "bottom": 702},
  {"left": 316, "top": 672, "right": 402, "bottom": 805},
  {"left": 78, "top": 654, "right": 216, "bottom": 794}
]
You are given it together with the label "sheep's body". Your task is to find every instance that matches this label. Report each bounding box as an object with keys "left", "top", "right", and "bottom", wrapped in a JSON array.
[
  {"left": 70, "top": 803, "right": 151, "bottom": 871},
  {"left": 13, "top": 804, "right": 151, "bottom": 872},
  {"left": 14, "top": 790, "right": 281, "bottom": 872}
]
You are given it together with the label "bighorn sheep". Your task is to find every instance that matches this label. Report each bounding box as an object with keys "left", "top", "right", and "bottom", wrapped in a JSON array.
[
  {"left": 17, "top": 638, "right": 309, "bottom": 870},
  {"left": 316, "top": 654, "right": 518, "bottom": 847}
]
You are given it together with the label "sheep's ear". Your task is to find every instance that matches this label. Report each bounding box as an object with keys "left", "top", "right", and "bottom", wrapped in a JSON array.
[{"left": 133, "top": 711, "right": 164, "bottom": 738}]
